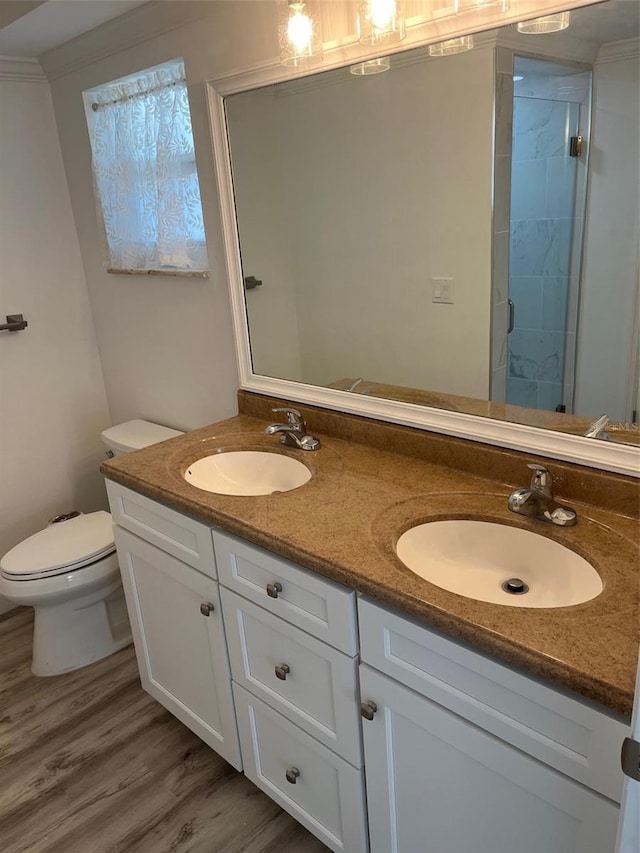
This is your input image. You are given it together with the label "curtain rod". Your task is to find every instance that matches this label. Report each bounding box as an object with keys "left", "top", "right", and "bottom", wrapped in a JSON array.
[{"left": 91, "top": 77, "right": 185, "bottom": 111}]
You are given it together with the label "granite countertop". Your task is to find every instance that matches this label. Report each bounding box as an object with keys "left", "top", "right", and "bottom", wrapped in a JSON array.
[{"left": 102, "top": 414, "right": 640, "bottom": 717}]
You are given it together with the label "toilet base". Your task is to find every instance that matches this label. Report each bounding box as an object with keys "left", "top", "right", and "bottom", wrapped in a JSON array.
[{"left": 31, "top": 582, "right": 132, "bottom": 676}]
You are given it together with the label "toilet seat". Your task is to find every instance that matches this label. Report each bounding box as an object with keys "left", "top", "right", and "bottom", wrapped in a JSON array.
[{"left": 0, "top": 511, "right": 115, "bottom": 581}]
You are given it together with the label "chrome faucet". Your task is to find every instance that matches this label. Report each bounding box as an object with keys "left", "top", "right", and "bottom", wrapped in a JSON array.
[
  {"left": 584, "top": 414, "right": 610, "bottom": 440},
  {"left": 265, "top": 408, "right": 320, "bottom": 451},
  {"left": 507, "top": 464, "right": 577, "bottom": 527}
]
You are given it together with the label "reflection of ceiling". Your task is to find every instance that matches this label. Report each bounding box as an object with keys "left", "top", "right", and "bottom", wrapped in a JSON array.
[
  {"left": 0, "top": 0, "right": 148, "bottom": 57},
  {"left": 503, "top": 0, "right": 639, "bottom": 58}
]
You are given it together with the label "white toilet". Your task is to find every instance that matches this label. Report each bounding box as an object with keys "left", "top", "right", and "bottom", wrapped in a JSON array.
[{"left": 0, "top": 419, "right": 183, "bottom": 676}]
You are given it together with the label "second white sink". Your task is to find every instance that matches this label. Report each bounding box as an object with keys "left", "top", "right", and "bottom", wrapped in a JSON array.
[
  {"left": 396, "top": 520, "right": 603, "bottom": 608},
  {"left": 184, "top": 451, "right": 311, "bottom": 496}
]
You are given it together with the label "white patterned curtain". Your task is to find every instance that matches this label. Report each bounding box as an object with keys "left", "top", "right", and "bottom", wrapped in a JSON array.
[{"left": 88, "top": 60, "right": 208, "bottom": 273}]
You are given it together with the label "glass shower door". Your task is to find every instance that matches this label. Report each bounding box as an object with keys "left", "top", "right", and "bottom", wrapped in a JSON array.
[{"left": 507, "top": 95, "right": 583, "bottom": 412}]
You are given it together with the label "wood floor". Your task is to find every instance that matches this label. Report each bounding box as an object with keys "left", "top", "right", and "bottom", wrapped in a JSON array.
[{"left": 0, "top": 609, "right": 328, "bottom": 853}]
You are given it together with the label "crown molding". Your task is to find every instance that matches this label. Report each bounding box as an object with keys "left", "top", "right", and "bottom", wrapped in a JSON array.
[
  {"left": 39, "top": 0, "right": 214, "bottom": 82},
  {"left": 597, "top": 36, "right": 640, "bottom": 64},
  {"left": 0, "top": 55, "right": 46, "bottom": 82}
]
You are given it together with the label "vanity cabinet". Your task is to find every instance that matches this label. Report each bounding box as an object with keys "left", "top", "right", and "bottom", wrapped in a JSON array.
[
  {"left": 214, "top": 530, "right": 368, "bottom": 853},
  {"left": 105, "top": 482, "right": 241, "bottom": 770},
  {"left": 359, "top": 598, "right": 626, "bottom": 853},
  {"left": 105, "top": 480, "right": 628, "bottom": 853}
]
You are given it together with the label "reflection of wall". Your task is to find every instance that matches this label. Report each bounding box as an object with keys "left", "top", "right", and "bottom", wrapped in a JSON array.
[
  {"left": 226, "top": 91, "right": 303, "bottom": 382},
  {"left": 229, "top": 45, "right": 495, "bottom": 398},
  {"left": 575, "top": 40, "right": 640, "bottom": 422},
  {"left": 0, "top": 72, "right": 111, "bottom": 613}
]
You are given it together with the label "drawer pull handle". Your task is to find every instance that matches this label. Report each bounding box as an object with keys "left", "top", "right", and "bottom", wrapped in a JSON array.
[
  {"left": 275, "top": 663, "right": 290, "bottom": 681},
  {"left": 199, "top": 602, "right": 215, "bottom": 616},
  {"left": 285, "top": 767, "right": 300, "bottom": 784},
  {"left": 361, "top": 700, "right": 378, "bottom": 721},
  {"left": 266, "top": 582, "right": 283, "bottom": 599}
]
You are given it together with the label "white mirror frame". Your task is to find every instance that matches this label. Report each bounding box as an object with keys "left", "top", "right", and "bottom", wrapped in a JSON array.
[{"left": 206, "top": 2, "right": 639, "bottom": 478}]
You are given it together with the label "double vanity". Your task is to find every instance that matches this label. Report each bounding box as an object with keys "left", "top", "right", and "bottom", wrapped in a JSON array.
[{"left": 102, "top": 394, "right": 639, "bottom": 853}]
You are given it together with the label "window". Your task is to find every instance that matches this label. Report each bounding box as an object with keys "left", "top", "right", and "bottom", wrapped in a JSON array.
[{"left": 84, "top": 59, "right": 208, "bottom": 275}]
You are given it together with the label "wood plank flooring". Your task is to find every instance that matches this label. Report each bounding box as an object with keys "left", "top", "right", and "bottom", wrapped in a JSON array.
[{"left": 0, "top": 609, "right": 329, "bottom": 853}]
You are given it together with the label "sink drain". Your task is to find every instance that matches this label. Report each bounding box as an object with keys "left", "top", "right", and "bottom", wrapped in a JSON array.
[{"left": 502, "top": 578, "right": 529, "bottom": 595}]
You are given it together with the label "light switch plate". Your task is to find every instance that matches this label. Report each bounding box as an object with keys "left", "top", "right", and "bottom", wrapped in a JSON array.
[{"left": 432, "top": 277, "right": 454, "bottom": 304}]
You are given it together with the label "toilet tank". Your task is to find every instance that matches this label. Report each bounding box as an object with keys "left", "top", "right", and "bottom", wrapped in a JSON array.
[{"left": 101, "top": 419, "right": 184, "bottom": 458}]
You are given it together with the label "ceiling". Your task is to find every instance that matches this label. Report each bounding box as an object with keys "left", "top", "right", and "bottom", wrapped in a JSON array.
[
  {"left": 1, "top": 1, "right": 637, "bottom": 64},
  {"left": 0, "top": 0, "right": 148, "bottom": 58}
]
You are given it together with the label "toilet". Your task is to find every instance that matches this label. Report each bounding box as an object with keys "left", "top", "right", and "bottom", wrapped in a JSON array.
[{"left": 0, "top": 419, "right": 183, "bottom": 676}]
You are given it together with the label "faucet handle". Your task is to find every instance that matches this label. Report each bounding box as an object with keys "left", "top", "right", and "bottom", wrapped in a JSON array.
[
  {"left": 272, "top": 407, "right": 304, "bottom": 427},
  {"left": 527, "top": 464, "right": 552, "bottom": 495}
]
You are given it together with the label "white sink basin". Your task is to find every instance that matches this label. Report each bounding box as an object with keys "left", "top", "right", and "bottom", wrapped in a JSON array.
[
  {"left": 396, "top": 520, "right": 602, "bottom": 608},
  {"left": 184, "top": 451, "right": 311, "bottom": 496}
]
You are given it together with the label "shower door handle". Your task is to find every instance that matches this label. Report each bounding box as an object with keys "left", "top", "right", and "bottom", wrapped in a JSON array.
[{"left": 507, "top": 300, "right": 515, "bottom": 335}]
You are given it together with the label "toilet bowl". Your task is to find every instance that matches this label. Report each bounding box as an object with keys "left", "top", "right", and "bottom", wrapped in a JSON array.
[{"left": 0, "top": 419, "right": 183, "bottom": 676}]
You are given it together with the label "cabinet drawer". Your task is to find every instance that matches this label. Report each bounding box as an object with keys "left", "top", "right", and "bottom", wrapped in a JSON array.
[
  {"left": 222, "top": 588, "right": 362, "bottom": 767},
  {"left": 106, "top": 481, "right": 216, "bottom": 577},
  {"left": 233, "top": 683, "right": 368, "bottom": 853},
  {"left": 214, "top": 530, "right": 357, "bottom": 654},
  {"left": 359, "top": 598, "right": 627, "bottom": 803}
]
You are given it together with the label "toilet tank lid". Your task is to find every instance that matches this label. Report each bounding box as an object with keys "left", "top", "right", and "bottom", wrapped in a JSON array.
[
  {"left": 1, "top": 511, "right": 115, "bottom": 577},
  {"left": 101, "top": 419, "right": 183, "bottom": 454}
]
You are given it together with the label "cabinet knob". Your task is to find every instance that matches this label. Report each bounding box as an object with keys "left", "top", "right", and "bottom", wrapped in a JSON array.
[
  {"left": 199, "top": 602, "right": 215, "bottom": 616},
  {"left": 266, "top": 581, "right": 283, "bottom": 599},
  {"left": 275, "top": 663, "right": 290, "bottom": 681},
  {"left": 361, "top": 700, "right": 378, "bottom": 721},
  {"left": 285, "top": 767, "right": 300, "bottom": 784}
]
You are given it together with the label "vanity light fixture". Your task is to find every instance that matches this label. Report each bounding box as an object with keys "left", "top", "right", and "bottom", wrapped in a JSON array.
[
  {"left": 278, "top": 0, "right": 324, "bottom": 67},
  {"left": 350, "top": 56, "right": 391, "bottom": 75},
  {"left": 455, "top": 0, "right": 510, "bottom": 13},
  {"left": 357, "top": 0, "right": 406, "bottom": 46},
  {"left": 517, "top": 12, "right": 570, "bottom": 34},
  {"left": 429, "top": 35, "right": 474, "bottom": 56}
]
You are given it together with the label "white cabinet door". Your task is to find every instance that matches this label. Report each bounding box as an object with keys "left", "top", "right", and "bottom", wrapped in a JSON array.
[
  {"left": 361, "top": 665, "right": 619, "bottom": 853},
  {"left": 616, "top": 648, "right": 640, "bottom": 852},
  {"left": 115, "top": 527, "right": 241, "bottom": 770}
]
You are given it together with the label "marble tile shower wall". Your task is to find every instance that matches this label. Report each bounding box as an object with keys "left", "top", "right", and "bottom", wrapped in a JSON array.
[{"left": 507, "top": 97, "right": 581, "bottom": 412}]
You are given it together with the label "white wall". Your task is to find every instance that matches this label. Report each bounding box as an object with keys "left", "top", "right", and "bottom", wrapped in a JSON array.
[
  {"left": 227, "top": 45, "right": 494, "bottom": 398},
  {"left": 575, "top": 42, "right": 640, "bottom": 421},
  {"left": 0, "top": 72, "right": 112, "bottom": 613},
  {"left": 43, "top": 3, "right": 282, "bottom": 431}
]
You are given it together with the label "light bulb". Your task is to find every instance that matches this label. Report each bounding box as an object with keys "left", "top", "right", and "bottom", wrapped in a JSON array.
[
  {"left": 370, "top": 0, "right": 396, "bottom": 31},
  {"left": 278, "top": 0, "right": 323, "bottom": 67},
  {"left": 287, "top": 5, "right": 313, "bottom": 54},
  {"left": 357, "top": 0, "right": 406, "bottom": 46}
]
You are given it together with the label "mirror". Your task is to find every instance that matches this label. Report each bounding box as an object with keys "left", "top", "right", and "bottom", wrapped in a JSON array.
[{"left": 210, "top": 0, "right": 640, "bottom": 473}]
